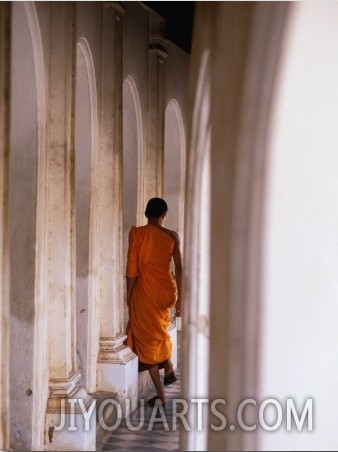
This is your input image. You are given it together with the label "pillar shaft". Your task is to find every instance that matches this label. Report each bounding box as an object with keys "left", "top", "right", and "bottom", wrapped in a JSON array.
[
  {"left": 182, "top": 3, "right": 289, "bottom": 451},
  {"left": 0, "top": 3, "right": 10, "bottom": 450},
  {"left": 44, "top": 5, "right": 95, "bottom": 449},
  {"left": 46, "top": 2, "right": 76, "bottom": 384},
  {"left": 98, "top": 2, "right": 125, "bottom": 344},
  {"left": 144, "top": 11, "right": 167, "bottom": 200},
  {"left": 96, "top": 4, "right": 138, "bottom": 413}
]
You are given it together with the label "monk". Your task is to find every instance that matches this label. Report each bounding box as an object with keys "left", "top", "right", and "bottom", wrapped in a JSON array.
[{"left": 125, "top": 197, "right": 182, "bottom": 406}]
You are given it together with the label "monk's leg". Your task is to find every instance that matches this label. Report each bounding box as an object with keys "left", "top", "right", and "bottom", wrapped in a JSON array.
[
  {"left": 163, "top": 359, "right": 177, "bottom": 386},
  {"left": 148, "top": 365, "right": 166, "bottom": 404},
  {"left": 164, "top": 359, "right": 174, "bottom": 376}
]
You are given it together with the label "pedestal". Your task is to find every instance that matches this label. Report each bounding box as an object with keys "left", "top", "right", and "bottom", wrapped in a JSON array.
[
  {"left": 45, "top": 373, "right": 96, "bottom": 451},
  {"left": 97, "top": 336, "right": 138, "bottom": 417}
]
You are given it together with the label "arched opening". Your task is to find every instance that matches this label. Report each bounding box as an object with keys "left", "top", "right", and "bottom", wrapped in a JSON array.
[
  {"left": 163, "top": 99, "right": 186, "bottom": 371},
  {"left": 75, "top": 38, "right": 99, "bottom": 393},
  {"left": 123, "top": 79, "right": 139, "bottom": 248},
  {"left": 164, "top": 100, "right": 186, "bottom": 239},
  {"left": 122, "top": 76, "right": 144, "bottom": 328}
]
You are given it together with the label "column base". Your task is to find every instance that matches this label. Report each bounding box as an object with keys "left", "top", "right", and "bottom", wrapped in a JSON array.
[
  {"left": 45, "top": 372, "right": 96, "bottom": 451},
  {"left": 97, "top": 335, "right": 138, "bottom": 417}
]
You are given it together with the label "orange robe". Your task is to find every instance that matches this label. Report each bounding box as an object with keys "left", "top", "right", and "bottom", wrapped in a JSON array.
[{"left": 125, "top": 224, "right": 177, "bottom": 365}]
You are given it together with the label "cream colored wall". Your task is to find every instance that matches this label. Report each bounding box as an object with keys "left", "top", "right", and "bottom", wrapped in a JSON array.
[
  {"left": 0, "top": 3, "right": 10, "bottom": 451},
  {"left": 184, "top": 2, "right": 338, "bottom": 452},
  {"left": 165, "top": 40, "right": 189, "bottom": 129},
  {"left": 1, "top": 1, "right": 189, "bottom": 450},
  {"left": 75, "top": 41, "right": 93, "bottom": 391},
  {"left": 122, "top": 0, "right": 149, "bottom": 231},
  {"left": 164, "top": 100, "right": 184, "bottom": 234},
  {"left": 122, "top": 4, "right": 189, "bottom": 245},
  {"left": 122, "top": 78, "right": 141, "bottom": 331},
  {"left": 164, "top": 39, "right": 188, "bottom": 240},
  {"left": 182, "top": 2, "right": 288, "bottom": 451},
  {"left": 9, "top": 3, "right": 39, "bottom": 448},
  {"left": 123, "top": 1, "right": 149, "bottom": 115},
  {"left": 260, "top": 2, "right": 338, "bottom": 450},
  {"left": 123, "top": 80, "right": 141, "bottom": 267}
]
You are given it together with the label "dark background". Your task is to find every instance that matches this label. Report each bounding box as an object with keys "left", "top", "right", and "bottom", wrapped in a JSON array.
[{"left": 143, "top": 1, "right": 195, "bottom": 53}]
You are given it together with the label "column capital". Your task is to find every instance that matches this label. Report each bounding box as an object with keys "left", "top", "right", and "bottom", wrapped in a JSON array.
[
  {"left": 149, "top": 45, "right": 168, "bottom": 62},
  {"left": 103, "top": 1, "right": 125, "bottom": 20},
  {"left": 149, "top": 9, "right": 168, "bottom": 59}
]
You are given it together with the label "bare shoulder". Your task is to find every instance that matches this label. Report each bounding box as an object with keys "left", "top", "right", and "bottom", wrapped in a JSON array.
[{"left": 162, "top": 227, "right": 180, "bottom": 245}]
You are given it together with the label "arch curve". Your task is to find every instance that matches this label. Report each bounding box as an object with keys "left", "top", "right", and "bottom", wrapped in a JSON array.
[
  {"left": 164, "top": 98, "right": 186, "bottom": 239},
  {"left": 123, "top": 75, "right": 145, "bottom": 224},
  {"left": 75, "top": 36, "right": 100, "bottom": 394}
]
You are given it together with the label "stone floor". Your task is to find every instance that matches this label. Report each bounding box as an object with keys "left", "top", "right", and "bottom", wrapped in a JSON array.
[{"left": 102, "top": 371, "right": 181, "bottom": 452}]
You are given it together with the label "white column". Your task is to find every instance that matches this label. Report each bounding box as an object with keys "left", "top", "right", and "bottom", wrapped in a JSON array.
[
  {"left": 182, "top": 3, "right": 289, "bottom": 452},
  {"left": 96, "top": 2, "right": 138, "bottom": 417},
  {"left": 144, "top": 10, "right": 168, "bottom": 200},
  {"left": 261, "top": 3, "right": 338, "bottom": 450},
  {"left": 0, "top": 4, "right": 10, "bottom": 450},
  {"left": 44, "top": 4, "right": 95, "bottom": 450},
  {"left": 207, "top": 4, "right": 289, "bottom": 451}
]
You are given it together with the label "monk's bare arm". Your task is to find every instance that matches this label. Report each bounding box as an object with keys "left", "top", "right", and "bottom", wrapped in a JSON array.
[{"left": 126, "top": 276, "right": 137, "bottom": 307}]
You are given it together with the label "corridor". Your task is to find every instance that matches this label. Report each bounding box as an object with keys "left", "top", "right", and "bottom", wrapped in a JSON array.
[
  {"left": 2, "top": 2, "right": 338, "bottom": 451},
  {"left": 100, "top": 372, "right": 181, "bottom": 451}
]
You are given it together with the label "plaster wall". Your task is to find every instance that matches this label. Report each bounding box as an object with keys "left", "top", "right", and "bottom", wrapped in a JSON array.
[
  {"left": 121, "top": 1, "right": 189, "bottom": 288},
  {"left": 0, "top": 3, "right": 10, "bottom": 451},
  {"left": 123, "top": 80, "right": 140, "bottom": 269},
  {"left": 260, "top": 2, "right": 338, "bottom": 450},
  {"left": 2, "top": 2, "right": 189, "bottom": 449},
  {"left": 73, "top": 4, "right": 105, "bottom": 398},
  {"left": 75, "top": 43, "right": 92, "bottom": 390},
  {"left": 123, "top": 2, "right": 149, "bottom": 126},
  {"left": 76, "top": 1, "right": 102, "bottom": 66},
  {"left": 164, "top": 42, "right": 189, "bottom": 238},
  {"left": 122, "top": 78, "right": 141, "bottom": 331},
  {"left": 182, "top": 3, "right": 288, "bottom": 451},
  {"left": 165, "top": 41, "right": 189, "bottom": 130},
  {"left": 164, "top": 101, "right": 185, "bottom": 235},
  {"left": 122, "top": 2, "right": 150, "bottom": 295},
  {"left": 9, "top": 3, "right": 37, "bottom": 448}
]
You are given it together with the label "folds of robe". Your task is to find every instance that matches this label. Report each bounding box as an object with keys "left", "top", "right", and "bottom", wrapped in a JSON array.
[{"left": 125, "top": 224, "right": 177, "bottom": 365}]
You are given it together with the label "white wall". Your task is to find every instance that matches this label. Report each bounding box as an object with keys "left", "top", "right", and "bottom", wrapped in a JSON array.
[
  {"left": 261, "top": 3, "right": 338, "bottom": 450},
  {"left": 122, "top": 78, "right": 141, "bottom": 331},
  {"left": 9, "top": 3, "right": 37, "bottom": 448},
  {"left": 123, "top": 79, "right": 140, "bottom": 260},
  {"left": 165, "top": 41, "right": 189, "bottom": 239},
  {"left": 164, "top": 100, "right": 185, "bottom": 235},
  {"left": 75, "top": 42, "right": 92, "bottom": 390},
  {"left": 1, "top": 2, "right": 190, "bottom": 448},
  {"left": 165, "top": 41, "right": 189, "bottom": 127},
  {"left": 0, "top": 4, "right": 10, "bottom": 450},
  {"left": 123, "top": 2, "right": 149, "bottom": 124}
]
